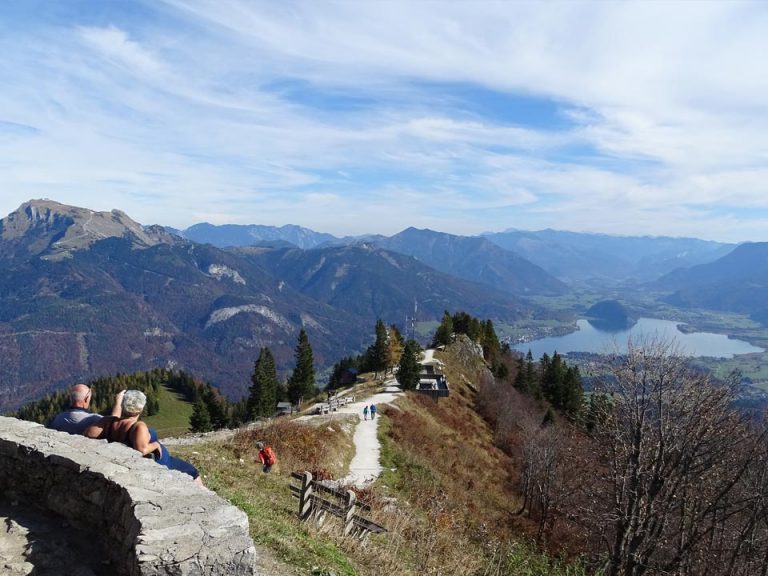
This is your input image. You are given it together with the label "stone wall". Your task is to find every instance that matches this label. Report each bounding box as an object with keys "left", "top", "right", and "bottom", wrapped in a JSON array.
[{"left": 0, "top": 416, "right": 257, "bottom": 575}]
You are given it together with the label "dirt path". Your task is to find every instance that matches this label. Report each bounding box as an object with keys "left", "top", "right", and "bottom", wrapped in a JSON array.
[
  {"left": 165, "top": 379, "right": 404, "bottom": 488},
  {"left": 297, "top": 379, "right": 403, "bottom": 487}
]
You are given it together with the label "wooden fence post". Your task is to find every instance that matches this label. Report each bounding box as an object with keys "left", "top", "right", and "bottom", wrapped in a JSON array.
[
  {"left": 343, "top": 490, "right": 356, "bottom": 536},
  {"left": 299, "top": 471, "right": 313, "bottom": 520}
]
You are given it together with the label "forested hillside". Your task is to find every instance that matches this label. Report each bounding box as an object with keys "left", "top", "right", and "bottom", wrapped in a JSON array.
[{"left": 13, "top": 368, "right": 239, "bottom": 434}]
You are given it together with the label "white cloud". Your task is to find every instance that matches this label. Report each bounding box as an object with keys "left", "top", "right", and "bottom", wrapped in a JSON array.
[
  {"left": 0, "top": 1, "right": 767, "bottom": 242},
  {"left": 78, "top": 25, "right": 166, "bottom": 76}
]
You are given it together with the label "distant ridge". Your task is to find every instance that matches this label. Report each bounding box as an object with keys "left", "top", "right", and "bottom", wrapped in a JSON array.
[
  {"left": 240, "top": 243, "right": 532, "bottom": 324},
  {"left": 654, "top": 242, "right": 768, "bottom": 325},
  {"left": 170, "top": 222, "right": 571, "bottom": 296},
  {"left": 371, "top": 227, "right": 570, "bottom": 296},
  {"left": 483, "top": 228, "right": 735, "bottom": 284},
  {"left": 170, "top": 222, "right": 339, "bottom": 250}
]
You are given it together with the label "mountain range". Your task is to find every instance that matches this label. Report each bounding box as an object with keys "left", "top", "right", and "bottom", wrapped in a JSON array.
[
  {"left": 172, "top": 221, "right": 735, "bottom": 287},
  {"left": 483, "top": 228, "right": 735, "bottom": 285},
  {"left": 654, "top": 242, "right": 768, "bottom": 325},
  {"left": 3, "top": 199, "right": 764, "bottom": 412},
  {"left": 0, "top": 200, "right": 530, "bottom": 411}
]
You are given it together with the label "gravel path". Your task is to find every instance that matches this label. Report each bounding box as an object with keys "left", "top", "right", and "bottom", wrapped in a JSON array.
[
  {"left": 165, "top": 380, "right": 404, "bottom": 488},
  {"left": 297, "top": 379, "right": 403, "bottom": 487}
]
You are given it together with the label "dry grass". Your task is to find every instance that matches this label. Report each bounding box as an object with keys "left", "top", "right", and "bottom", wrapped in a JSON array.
[
  {"left": 233, "top": 416, "right": 358, "bottom": 479},
  {"left": 172, "top": 344, "right": 590, "bottom": 576}
]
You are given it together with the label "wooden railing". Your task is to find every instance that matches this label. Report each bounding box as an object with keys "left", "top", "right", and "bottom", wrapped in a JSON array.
[{"left": 289, "top": 471, "right": 387, "bottom": 539}]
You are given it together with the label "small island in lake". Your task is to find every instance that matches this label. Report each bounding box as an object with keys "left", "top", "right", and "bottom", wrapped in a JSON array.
[{"left": 585, "top": 300, "right": 636, "bottom": 331}]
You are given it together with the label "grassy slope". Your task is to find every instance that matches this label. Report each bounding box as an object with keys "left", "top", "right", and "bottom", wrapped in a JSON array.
[
  {"left": 142, "top": 383, "right": 194, "bottom": 438},
  {"left": 171, "top": 341, "right": 588, "bottom": 575}
]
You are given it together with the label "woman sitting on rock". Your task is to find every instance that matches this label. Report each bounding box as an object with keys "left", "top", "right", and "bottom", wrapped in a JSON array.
[{"left": 85, "top": 389, "right": 204, "bottom": 487}]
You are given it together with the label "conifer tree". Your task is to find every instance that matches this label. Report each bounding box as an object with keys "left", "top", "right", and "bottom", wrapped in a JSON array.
[
  {"left": 372, "top": 319, "right": 389, "bottom": 376},
  {"left": 515, "top": 350, "right": 538, "bottom": 395},
  {"left": 561, "top": 365, "right": 584, "bottom": 419},
  {"left": 287, "top": 328, "right": 315, "bottom": 405},
  {"left": 190, "top": 398, "right": 212, "bottom": 433},
  {"left": 514, "top": 355, "right": 530, "bottom": 393},
  {"left": 432, "top": 310, "right": 454, "bottom": 347},
  {"left": 247, "top": 347, "right": 278, "bottom": 419},
  {"left": 481, "top": 319, "right": 502, "bottom": 364},
  {"left": 543, "top": 352, "right": 566, "bottom": 408},
  {"left": 202, "top": 387, "right": 228, "bottom": 429},
  {"left": 526, "top": 350, "right": 542, "bottom": 400},
  {"left": 397, "top": 339, "right": 421, "bottom": 390}
]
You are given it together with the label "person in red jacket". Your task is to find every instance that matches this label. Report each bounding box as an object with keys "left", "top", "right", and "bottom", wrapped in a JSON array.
[{"left": 256, "top": 441, "right": 277, "bottom": 473}]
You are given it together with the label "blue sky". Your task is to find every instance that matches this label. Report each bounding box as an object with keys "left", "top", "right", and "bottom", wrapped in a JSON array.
[{"left": 1, "top": 1, "right": 768, "bottom": 241}]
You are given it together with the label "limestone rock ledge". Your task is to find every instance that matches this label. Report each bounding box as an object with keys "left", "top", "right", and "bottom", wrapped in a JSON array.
[{"left": 0, "top": 416, "right": 257, "bottom": 575}]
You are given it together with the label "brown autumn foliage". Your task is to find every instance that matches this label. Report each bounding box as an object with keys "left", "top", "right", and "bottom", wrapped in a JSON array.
[
  {"left": 233, "top": 416, "right": 356, "bottom": 480},
  {"left": 475, "top": 357, "right": 593, "bottom": 556},
  {"left": 478, "top": 336, "right": 768, "bottom": 576}
]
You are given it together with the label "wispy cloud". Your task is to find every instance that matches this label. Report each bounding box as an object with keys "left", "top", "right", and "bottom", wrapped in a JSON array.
[{"left": 0, "top": 1, "right": 767, "bottom": 241}]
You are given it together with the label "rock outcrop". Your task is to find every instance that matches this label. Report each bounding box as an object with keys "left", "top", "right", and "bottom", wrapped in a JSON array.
[{"left": 0, "top": 416, "right": 257, "bottom": 575}]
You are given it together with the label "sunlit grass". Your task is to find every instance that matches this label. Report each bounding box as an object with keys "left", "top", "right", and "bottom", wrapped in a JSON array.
[
  {"left": 169, "top": 345, "right": 594, "bottom": 576},
  {"left": 143, "top": 384, "right": 193, "bottom": 438}
]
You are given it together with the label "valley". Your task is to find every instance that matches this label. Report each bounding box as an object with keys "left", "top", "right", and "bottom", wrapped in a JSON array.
[
  {"left": 4, "top": 199, "right": 768, "bottom": 414},
  {"left": 500, "top": 287, "right": 768, "bottom": 401}
]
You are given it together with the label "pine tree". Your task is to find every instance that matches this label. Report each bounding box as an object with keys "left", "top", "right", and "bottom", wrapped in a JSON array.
[
  {"left": 432, "top": 310, "right": 454, "bottom": 347},
  {"left": 190, "top": 399, "right": 212, "bottom": 433},
  {"left": 526, "top": 350, "right": 542, "bottom": 400},
  {"left": 287, "top": 328, "right": 315, "bottom": 405},
  {"left": 562, "top": 365, "right": 584, "bottom": 419},
  {"left": 202, "top": 387, "right": 228, "bottom": 429},
  {"left": 397, "top": 339, "right": 421, "bottom": 390},
  {"left": 542, "top": 407, "right": 556, "bottom": 427},
  {"left": 481, "top": 319, "right": 501, "bottom": 365},
  {"left": 247, "top": 347, "right": 278, "bottom": 420},
  {"left": 543, "top": 352, "right": 567, "bottom": 409},
  {"left": 372, "top": 319, "right": 389, "bottom": 376}
]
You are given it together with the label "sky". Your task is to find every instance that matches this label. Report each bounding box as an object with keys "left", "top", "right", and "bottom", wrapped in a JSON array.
[{"left": 1, "top": 1, "right": 768, "bottom": 242}]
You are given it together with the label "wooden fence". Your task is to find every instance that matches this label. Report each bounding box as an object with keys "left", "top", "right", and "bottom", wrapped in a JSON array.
[{"left": 289, "top": 471, "right": 387, "bottom": 539}]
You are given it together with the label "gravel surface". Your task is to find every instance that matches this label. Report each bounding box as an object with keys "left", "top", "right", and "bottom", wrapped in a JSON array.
[{"left": 0, "top": 499, "right": 112, "bottom": 576}]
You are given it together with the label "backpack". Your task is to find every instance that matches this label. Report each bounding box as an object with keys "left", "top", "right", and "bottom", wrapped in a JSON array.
[{"left": 263, "top": 447, "right": 276, "bottom": 466}]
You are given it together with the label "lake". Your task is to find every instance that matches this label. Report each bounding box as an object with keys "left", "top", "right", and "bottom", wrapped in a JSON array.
[{"left": 514, "top": 317, "right": 764, "bottom": 359}]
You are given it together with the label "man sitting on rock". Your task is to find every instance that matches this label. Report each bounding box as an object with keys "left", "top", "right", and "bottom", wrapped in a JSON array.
[{"left": 48, "top": 384, "right": 123, "bottom": 435}]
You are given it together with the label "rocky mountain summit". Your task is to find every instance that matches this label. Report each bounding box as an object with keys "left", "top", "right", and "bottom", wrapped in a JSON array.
[{"left": 0, "top": 199, "right": 177, "bottom": 260}]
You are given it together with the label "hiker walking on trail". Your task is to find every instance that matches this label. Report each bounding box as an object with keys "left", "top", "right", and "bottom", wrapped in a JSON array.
[
  {"left": 370, "top": 404, "right": 377, "bottom": 419},
  {"left": 256, "top": 441, "right": 277, "bottom": 473},
  {"left": 363, "top": 405, "right": 369, "bottom": 420}
]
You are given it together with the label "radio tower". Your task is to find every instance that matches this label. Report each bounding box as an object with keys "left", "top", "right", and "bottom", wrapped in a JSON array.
[{"left": 405, "top": 298, "right": 417, "bottom": 341}]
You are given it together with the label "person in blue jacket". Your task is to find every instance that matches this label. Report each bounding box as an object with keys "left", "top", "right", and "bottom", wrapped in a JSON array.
[{"left": 369, "top": 404, "right": 377, "bottom": 419}]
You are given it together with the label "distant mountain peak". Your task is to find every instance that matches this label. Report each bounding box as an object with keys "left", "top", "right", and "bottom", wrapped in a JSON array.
[{"left": 0, "top": 199, "right": 176, "bottom": 259}]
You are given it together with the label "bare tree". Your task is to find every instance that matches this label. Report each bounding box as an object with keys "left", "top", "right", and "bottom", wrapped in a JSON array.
[
  {"left": 582, "top": 338, "right": 768, "bottom": 576},
  {"left": 519, "top": 423, "right": 568, "bottom": 539}
]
